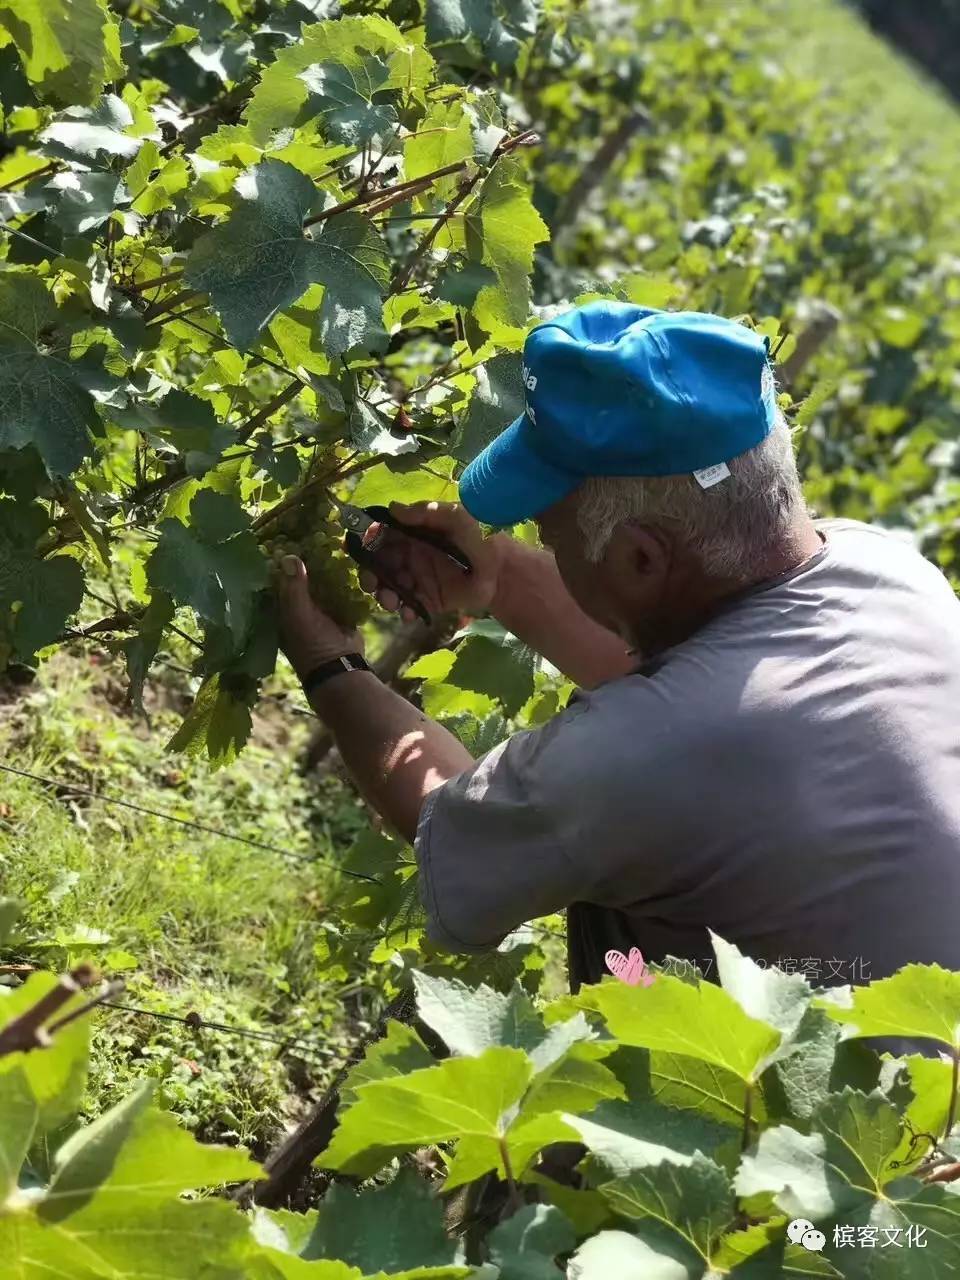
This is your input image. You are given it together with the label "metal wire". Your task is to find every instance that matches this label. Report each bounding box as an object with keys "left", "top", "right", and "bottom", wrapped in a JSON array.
[
  {"left": 0, "top": 762, "right": 379, "bottom": 883},
  {"left": 99, "top": 1000, "right": 339, "bottom": 1060}
]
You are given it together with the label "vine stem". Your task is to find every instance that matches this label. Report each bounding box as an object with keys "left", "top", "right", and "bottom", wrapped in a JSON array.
[
  {"left": 142, "top": 288, "right": 198, "bottom": 323},
  {"left": 944, "top": 1048, "right": 959, "bottom": 1141},
  {"left": 302, "top": 130, "right": 537, "bottom": 229},
  {"left": 741, "top": 1082, "right": 753, "bottom": 1151},
  {"left": 122, "top": 269, "right": 184, "bottom": 295},
  {"left": 498, "top": 1137, "right": 523, "bottom": 1213},
  {"left": 0, "top": 161, "right": 58, "bottom": 192},
  {"left": 235, "top": 379, "right": 301, "bottom": 446}
]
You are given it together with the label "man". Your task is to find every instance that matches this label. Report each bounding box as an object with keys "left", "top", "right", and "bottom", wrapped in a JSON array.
[{"left": 277, "top": 301, "right": 960, "bottom": 992}]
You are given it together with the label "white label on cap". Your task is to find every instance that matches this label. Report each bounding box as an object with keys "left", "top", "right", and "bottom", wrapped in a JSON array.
[{"left": 693, "top": 462, "right": 731, "bottom": 489}]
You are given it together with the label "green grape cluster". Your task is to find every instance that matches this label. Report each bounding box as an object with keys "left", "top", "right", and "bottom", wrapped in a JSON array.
[{"left": 262, "top": 499, "right": 370, "bottom": 629}]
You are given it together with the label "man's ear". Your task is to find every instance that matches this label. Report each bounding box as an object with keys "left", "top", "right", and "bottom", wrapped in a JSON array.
[{"left": 598, "top": 521, "right": 671, "bottom": 593}]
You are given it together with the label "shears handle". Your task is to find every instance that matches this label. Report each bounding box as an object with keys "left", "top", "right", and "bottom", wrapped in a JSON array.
[
  {"left": 343, "top": 504, "right": 472, "bottom": 626},
  {"left": 361, "top": 505, "right": 473, "bottom": 573}
]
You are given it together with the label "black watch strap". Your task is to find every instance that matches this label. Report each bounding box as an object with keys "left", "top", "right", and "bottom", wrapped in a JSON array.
[{"left": 301, "top": 652, "right": 372, "bottom": 697}]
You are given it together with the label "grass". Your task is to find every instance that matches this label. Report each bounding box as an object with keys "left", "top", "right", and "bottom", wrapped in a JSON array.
[{"left": 0, "top": 646, "right": 376, "bottom": 1154}]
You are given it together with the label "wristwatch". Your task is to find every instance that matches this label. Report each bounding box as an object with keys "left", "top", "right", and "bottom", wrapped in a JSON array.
[{"left": 301, "top": 652, "right": 372, "bottom": 698}]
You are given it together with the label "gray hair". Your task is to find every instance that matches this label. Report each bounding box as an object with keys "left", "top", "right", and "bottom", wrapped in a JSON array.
[{"left": 575, "top": 415, "right": 806, "bottom": 581}]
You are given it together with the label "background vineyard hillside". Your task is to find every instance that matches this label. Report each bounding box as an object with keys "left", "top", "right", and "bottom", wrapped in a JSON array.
[{"left": 3, "top": 0, "right": 960, "bottom": 1273}]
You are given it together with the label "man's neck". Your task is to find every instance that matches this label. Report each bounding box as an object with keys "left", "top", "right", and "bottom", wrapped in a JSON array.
[{"left": 635, "top": 515, "right": 825, "bottom": 656}]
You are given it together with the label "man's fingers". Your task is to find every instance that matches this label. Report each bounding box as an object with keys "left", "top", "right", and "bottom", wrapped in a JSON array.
[
  {"left": 277, "top": 555, "right": 313, "bottom": 626},
  {"left": 279, "top": 554, "right": 308, "bottom": 589},
  {"left": 377, "top": 587, "right": 401, "bottom": 611},
  {"left": 389, "top": 499, "right": 462, "bottom": 529}
]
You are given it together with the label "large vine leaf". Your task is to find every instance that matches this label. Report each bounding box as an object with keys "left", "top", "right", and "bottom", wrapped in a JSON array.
[
  {"left": 486, "top": 1203, "right": 576, "bottom": 1280},
  {"left": 735, "top": 1086, "right": 960, "bottom": 1276},
  {"left": 818, "top": 964, "right": 960, "bottom": 1053},
  {"left": 412, "top": 971, "right": 592, "bottom": 1069},
  {"left": 301, "top": 1171, "right": 460, "bottom": 1271},
  {"left": 185, "top": 159, "right": 390, "bottom": 355},
  {"left": 463, "top": 157, "right": 548, "bottom": 343},
  {"left": 599, "top": 1153, "right": 738, "bottom": 1274},
  {"left": 0, "top": 274, "right": 103, "bottom": 478},
  {"left": 453, "top": 352, "right": 523, "bottom": 464},
  {"left": 243, "top": 15, "right": 434, "bottom": 147},
  {"left": 146, "top": 489, "right": 267, "bottom": 642},
  {"left": 446, "top": 618, "right": 540, "bottom": 715},
  {"left": 575, "top": 971, "right": 781, "bottom": 1087},
  {"left": 567, "top": 1048, "right": 738, "bottom": 1181},
  {"left": 567, "top": 1229, "right": 699, "bottom": 1280},
  {"left": 0, "top": 0, "right": 123, "bottom": 107},
  {"left": 298, "top": 55, "right": 397, "bottom": 148},
  {"left": 318, "top": 1045, "right": 533, "bottom": 1178},
  {"left": 0, "top": 498, "right": 85, "bottom": 660}
]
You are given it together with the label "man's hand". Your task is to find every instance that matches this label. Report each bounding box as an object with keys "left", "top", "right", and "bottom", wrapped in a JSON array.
[
  {"left": 275, "top": 554, "right": 364, "bottom": 681},
  {"left": 357, "top": 501, "right": 506, "bottom": 622}
]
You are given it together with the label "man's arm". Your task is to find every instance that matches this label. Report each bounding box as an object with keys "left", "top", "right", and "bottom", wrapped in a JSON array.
[
  {"left": 308, "top": 670, "right": 472, "bottom": 843},
  {"left": 368, "top": 502, "right": 634, "bottom": 690},
  {"left": 276, "top": 554, "right": 472, "bottom": 842}
]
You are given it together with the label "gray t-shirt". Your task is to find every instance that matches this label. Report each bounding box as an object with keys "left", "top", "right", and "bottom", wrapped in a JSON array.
[{"left": 414, "top": 520, "right": 960, "bottom": 992}]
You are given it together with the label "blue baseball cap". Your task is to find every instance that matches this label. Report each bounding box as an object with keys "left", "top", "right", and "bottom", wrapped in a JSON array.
[{"left": 458, "top": 301, "right": 778, "bottom": 526}]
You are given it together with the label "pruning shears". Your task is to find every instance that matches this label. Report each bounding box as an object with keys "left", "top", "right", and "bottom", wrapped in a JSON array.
[{"left": 330, "top": 495, "right": 472, "bottom": 625}]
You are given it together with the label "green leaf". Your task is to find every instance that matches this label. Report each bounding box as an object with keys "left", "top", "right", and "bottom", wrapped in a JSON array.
[
  {"left": 735, "top": 1087, "right": 902, "bottom": 1220},
  {"left": 463, "top": 157, "right": 548, "bottom": 340},
  {"left": 130, "top": 156, "right": 190, "bottom": 217},
  {"left": 45, "top": 170, "right": 131, "bottom": 235},
  {"left": 319, "top": 1045, "right": 532, "bottom": 1177},
  {"left": 439, "top": 709, "right": 510, "bottom": 757},
  {"left": 567, "top": 1048, "right": 737, "bottom": 1180},
  {"left": 350, "top": 459, "right": 458, "bottom": 508},
  {"left": 299, "top": 55, "right": 397, "bottom": 147},
  {"left": 302, "top": 1170, "right": 459, "bottom": 1271},
  {"left": 567, "top": 1229, "right": 698, "bottom": 1280},
  {"left": 0, "top": 274, "right": 102, "bottom": 477},
  {"left": 487, "top": 1203, "right": 575, "bottom": 1280},
  {"left": 600, "top": 1153, "right": 737, "bottom": 1270},
  {"left": 0, "top": 498, "right": 85, "bottom": 657},
  {"left": 123, "top": 592, "right": 175, "bottom": 712},
  {"left": 349, "top": 399, "right": 419, "bottom": 457},
  {"left": 523, "top": 1041, "right": 624, "bottom": 1121},
  {"left": 453, "top": 352, "right": 523, "bottom": 464},
  {"left": 0, "top": 971, "right": 90, "bottom": 1135},
  {"left": 341, "top": 1019, "right": 435, "bottom": 1102},
  {"left": 576, "top": 970, "right": 781, "bottom": 1086},
  {"left": 115, "top": 388, "right": 235, "bottom": 461},
  {"left": 447, "top": 627, "right": 539, "bottom": 716},
  {"left": 713, "top": 934, "right": 812, "bottom": 1045},
  {"left": 818, "top": 964, "right": 960, "bottom": 1051},
  {"left": 404, "top": 100, "right": 474, "bottom": 192},
  {"left": 425, "top": 0, "right": 536, "bottom": 70},
  {"left": 9, "top": 1193, "right": 254, "bottom": 1279},
  {"left": 0, "top": 1069, "right": 38, "bottom": 1201},
  {"left": 185, "top": 159, "right": 389, "bottom": 355},
  {"left": 436, "top": 260, "right": 497, "bottom": 308},
  {"left": 41, "top": 1081, "right": 259, "bottom": 1221},
  {"left": 243, "top": 15, "right": 434, "bottom": 147},
  {"left": 147, "top": 489, "right": 267, "bottom": 641},
  {"left": 0, "top": 0, "right": 123, "bottom": 107},
  {"left": 412, "top": 972, "right": 592, "bottom": 1070},
  {"left": 166, "top": 672, "right": 255, "bottom": 767},
  {"left": 39, "top": 95, "right": 140, "bottom": 164}
]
